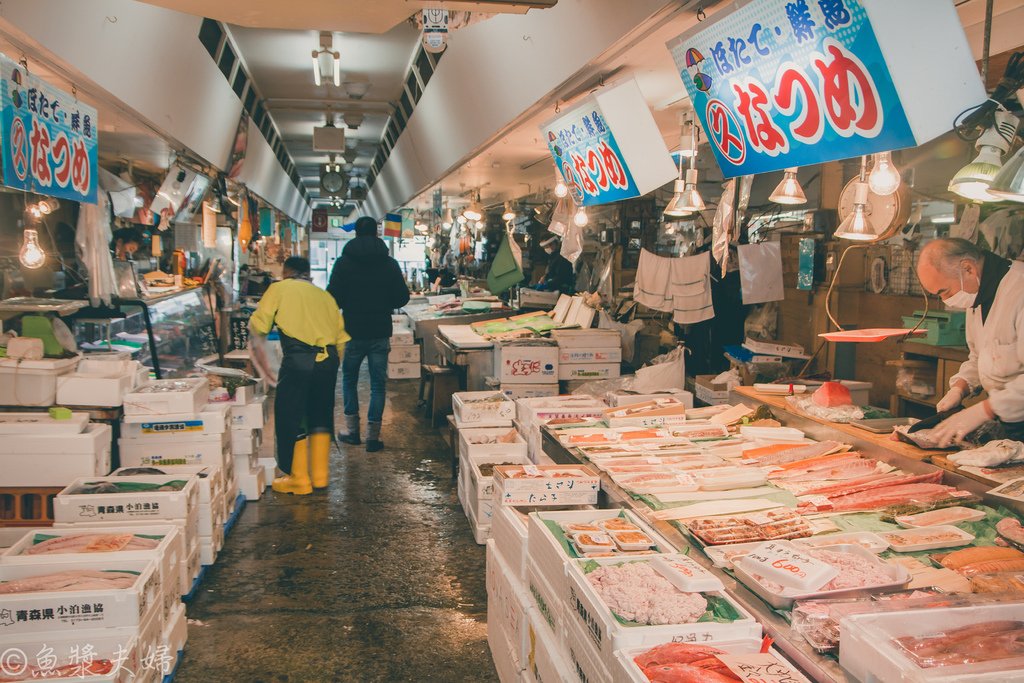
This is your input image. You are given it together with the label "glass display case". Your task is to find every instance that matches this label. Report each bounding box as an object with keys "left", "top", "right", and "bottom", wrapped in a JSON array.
[{"left": 73, "top": 288, "right": 218, "bottom": 378}]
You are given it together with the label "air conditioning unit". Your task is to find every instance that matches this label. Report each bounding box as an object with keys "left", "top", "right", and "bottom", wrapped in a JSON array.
[{"left": 313, "top": 125, "right": 345, "bottom": 153}]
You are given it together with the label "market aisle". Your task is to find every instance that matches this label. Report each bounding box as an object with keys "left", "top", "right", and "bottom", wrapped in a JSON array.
[{"left": 175, "top": 376, "right": 497, "bottom": 682}]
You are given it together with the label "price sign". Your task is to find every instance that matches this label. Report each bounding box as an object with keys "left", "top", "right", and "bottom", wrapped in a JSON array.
[
  {"left": 716, "top": 653, "right": 811, "bottom": 683},
  {"left": 229, "top": 314, "right": 251, "bottom": 352},
  {"left": 197, "top": 321, "right": 219, "bottom": 356},
  {"left": 736, "top": 540, "right": 837, "bottom": 592}
]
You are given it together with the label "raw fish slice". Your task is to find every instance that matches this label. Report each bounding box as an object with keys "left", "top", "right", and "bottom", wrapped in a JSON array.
[{"left": 634, "top": 643, "right": 728, "bottom": 668}]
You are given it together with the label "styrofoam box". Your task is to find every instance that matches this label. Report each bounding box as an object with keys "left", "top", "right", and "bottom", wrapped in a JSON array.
[
  {"left": 387, "top": 362, "right": 420, "bottom": 379},
  {"left": 495, "top": 342, "right": 559, "bottom": 385},
  {"left": 498, "top": 383, "right": 560, "bottom": 400},
  {"left": 162, "top": 600, "right": 188, "bottom": 656},
  {"left": 56, "top": 366, "right": 135, "bottom": 407},
  {"left": 515, "top": 396, "right": 607, "bottom": 424},
  {"left": 257, "top": 456, "right": 277, "bottom": 485},
  {"left": 0, "top": 557, "right": 160, "bottom": 636},
  {"left": 198, "top": 492, "right": 225, "bottom": 540},
  {"left": 0, "top": 423, "right": 112, "bottom": 487},
  {"left": 453, "top": 391, "right": 517, "bottom": 427},
  {"left": 238, "top": 464, "right": 265, "bottom": 501},
  {"left": 607, "top": 389, "right": 694, "bottom": 409},
  {"left": 121, "top": 402, "right": 231, "bottom": 438},
  {"left": 392, "top": 313, "right": 410, "bottom": 327},
  {"left": 0, "top": 355, "right": 80, "bottom": 407},
  {"left": 527, "top": 564, "right": 566, "bottom": 648},
  {"left": 0, "top": 606, "right": 163, "bottom": 683},
  {"left": 465, "top": 492, "right": 490, "bottom": 545},
  {"left": 391, "top": 327, "right": 415, "bottom": 346},
  {"left": 558, "top": 347, "right": 623, "bottom": 364},
  {"left": 526, "top": 599, "right": 574, "bottom": 683},
  {"left": 551, "top": 329, "right": 621, "bottom": 348},
  {"left": 230, "top": 427, "right": 261, "bottom": 456},
  {"left": 388, "top": 345, "right": 421, "bottom": 363},
  {"left": 1, "top": 524, "right": 184, "bottom": 624},
  {"left": 181, "top": 543, "right": 200, "bottom": 594},
  {"left": 558, "top": 363, "right": 620, "bottom": 381},
  {"left": 230, "top": 395, "right": 268, "bottom": 430},
  {"left": 563, "top": 614, "right": 613, "bottom": 683},
  {"left": 566, "top": 556, "right": 762, "bottom": 674},
  {"left": 489, "top": 613, "right": 524, "bottom": 683},
  {"left": 459, "top": 427, "right": 528, "bottom": 461},
  {"left": 615, "top": 639, "right": 803, "bottom": 683},
  {"left": 840, "top": 603, "right": 1024, "bottom": 683},
  {"left": 465, "top": 453, "right": 531, "bottom": 509},
  {"left": 492, "top": 505, "right": 532, "bottom": 583},
  {"left": 487, "top": 540, "right": 534, "bottom": 668},
  {"left": 527, "top": 509, "right": 676, "bottom": 627},
  {"left": 123, "top": 378, "right": 209, "bottom": 418},
  {"left": 118, "top": 437, "right": 228, "bottom": 469},
  {"left": 494, "top": 466, "right": 600, "bottom": 506},
  {"left": 199, "top": 537, "right": 219, "bottom": 566},
  {"left": 55, "top": 476, "right": 199, "bottom": 525},
  {"left": 113, "top": 465, "right": 223, "bottom": 507}
]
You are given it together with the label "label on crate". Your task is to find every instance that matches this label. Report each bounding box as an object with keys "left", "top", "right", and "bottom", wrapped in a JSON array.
[{"left": 139, "top": 420, "right": 203, "bottom": 434}]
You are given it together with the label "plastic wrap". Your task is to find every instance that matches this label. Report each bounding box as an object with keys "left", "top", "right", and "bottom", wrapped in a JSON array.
[
  {"left": 547, "top": 196, "right": 571, "bottom": 237},
  {"left": 74, "top": 192, "right": 117, "bottom": 307},
  {"left": 712, "top": 179, "right": 735, "bottom": 276},
  {"left": 248, "top": 333, "right": 281, "bottom": 387}
]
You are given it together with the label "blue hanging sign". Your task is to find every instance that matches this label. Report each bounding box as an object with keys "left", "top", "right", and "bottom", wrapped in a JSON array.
[
  {"left": 668, "top": 0, "right": 918, "bottom": 178},
  {"left": 0, "top": 53, "right": 98, "bottom": 203}
]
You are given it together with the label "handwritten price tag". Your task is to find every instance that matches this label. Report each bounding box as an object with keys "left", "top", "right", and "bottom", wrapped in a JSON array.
[
  {"left": 655, "top": 555, "right": 723, "bottom": 593},
  {"left": 736, "top": 540, "right": 838, "bottom": 592},
  {"left": 716, "top": 653, "right": 810, "bottom": 683}
]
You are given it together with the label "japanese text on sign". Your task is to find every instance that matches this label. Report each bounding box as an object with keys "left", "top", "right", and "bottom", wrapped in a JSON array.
[
  {"left": 544, "top": 106, "right": 640, "bottom": 207},
  {"left": 667, "top": 0, "right": 914, "bottom": 177},
  {"left": 0, "top": 53, "right": 98, "bottom": 203}
]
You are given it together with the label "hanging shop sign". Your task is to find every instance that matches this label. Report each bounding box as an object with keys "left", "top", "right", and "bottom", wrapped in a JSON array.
[
  {"left": 667, "top": 0, "right": 985, "bottom": 178},
  {"left": 383, "top": 213, "right": 402, "bottom": 238},
  {"left": 311, "top": 208, "right": 328, "bottom": 233},
  {"left": 0, "top": 53, "right": 98, "bottom": 203},
  {"left": 542, "top": 78, "right": 676, "bottom": 207}
]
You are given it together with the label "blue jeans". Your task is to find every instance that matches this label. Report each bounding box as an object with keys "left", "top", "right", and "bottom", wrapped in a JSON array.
[{"left": 342, "top": 337, "right": 389, "bottom": 424}]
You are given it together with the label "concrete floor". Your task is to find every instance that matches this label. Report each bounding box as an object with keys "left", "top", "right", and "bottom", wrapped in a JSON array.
[{"left": 175, "top": 377, "right": 498, "bottom": 683}]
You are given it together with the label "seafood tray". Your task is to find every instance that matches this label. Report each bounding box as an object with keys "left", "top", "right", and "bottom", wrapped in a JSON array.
[
  {"left": 457, "top": 426, "right": 527, "bottom": 460},
  {"left": 492, "top": 464, "right": 599, "bottom": 506},
  {"left": 895, "top": 506, "right": 987, "bottom": 528},
  {"left": 840, "top": 602, "right": 1024, "bottom": 682},
  {"left": 794, "top": 531, "right": 889, "bottom": 554},
  {"left": 122, "top": 378, "right": 209, "bottom": 418},
  {"left": 732, "top": 543, "right": 911, "bottom": 610},
  {"left": 452, "top": 391, "right": 516, "bottom": 427},
  {"left": 615, "top": 639, "right": 810, "bottom": 683},
  {"left": 880, "top": 526, "right": 975, "bottom": 552},
  {"left": 54, "top": 476, "right": 199, "bottom": 524}
]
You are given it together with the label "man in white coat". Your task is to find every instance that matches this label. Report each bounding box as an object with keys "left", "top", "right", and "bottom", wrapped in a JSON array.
[{"left": 916, "top": 238, "right": 1024, "bottom": 448}]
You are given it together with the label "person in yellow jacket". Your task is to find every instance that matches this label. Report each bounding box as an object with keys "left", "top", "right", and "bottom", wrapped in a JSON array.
[{"left": 249, "top": 257, "right": 349, "bottom": 495}]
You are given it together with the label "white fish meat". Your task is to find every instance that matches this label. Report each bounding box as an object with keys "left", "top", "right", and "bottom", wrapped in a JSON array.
[
  {"left": 25, "top": 533, "right": 159, "bottom": 555},
  {"left": 0, "top": 570, "right": 138, "bottom": 594}
]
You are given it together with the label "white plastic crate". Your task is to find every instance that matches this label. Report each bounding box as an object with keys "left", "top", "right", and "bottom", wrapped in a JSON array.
[
  {"left": 123, "top": 378, "right": 209, "bottom": 418},
  {"left": 230, "top": 395, "right": 268, "bottom": 430},
  {"left": 459, "top": 427, "right": 528, "bottom": 461},
  {"left": 55, "top": 476, "right": 199, "bottom": 524},
  {"left": 161, "top": 600, "right": 187, "bottom": 658},
  {"left": 526, "top": 601, "right": 574, "bottom": 683},
  {"left": 54, "top": 510, "right": 200, "bottom": 567},
  {"left": 453, "top": 391, "right": 517, "bottom": 427},
  {"left": 230, "top": 427, "right": 260, "bottom": 456},
  {"left": 491, "top": 505, "right": 531, "bottom": 583},
  {"left": 487, "top": 540, "right": 535, "bottom": 667},
  {"left": 0, "top": 557, "right": 160, "bottom": 637},
  {"left": 0, "top": 355, "right": 80, "bottom": 406},
  {"left": 564, "top": 614, "right": 613, "bottom": 683},
  {"left": 238, "top": 464, "right": 265, "bottom": 500},
  {"left": 181, "top": 544, "right": 200, "bottom": 595},
  {"left": 112, "top": 465, "right": 223, "bottom": 506},
  {"left": 0, "top": 423, "right": 112, "bottom": 487}
]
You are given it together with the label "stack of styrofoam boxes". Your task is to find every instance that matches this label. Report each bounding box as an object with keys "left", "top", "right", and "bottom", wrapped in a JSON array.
[
  {"left": 0, "top": 354, "right": 79, "bottom": 407},
  {"left": 0, "top": 551, "right": 167, "bottom": 682},
  {"left": 0, "top": 411, "right": 112, "bottom": 488},
  {"left": 388, "top": 315, "right": 419, "bottom": 379},
  {"left": 56, "top": 357, "right": 147, "bottom": 407},
  {"left": 551, "top": 328, "right": 622, "bottom": 386},
  {"left": 486, "top": 488, "right": 601, "bottom": 681},
  {"left": 1, "top": 523, "right": 188, "bottom": 673},
  {"left": 513, "top": 395, "right": 607, "bottom": 464},
  {"left": 231, "top": 388, "right": 271, "bottom": 493},
  {"left": 52, "top": 474, "right": 200, "bottom": 601},
  {"left": 119, "top": 381, "right": 229, "bottom": 568},
  {"left": 493, "top": 339, "right": 559, "bottom": 398},
  {"left": 483, "top": 376, "right": 558, "bottom": 401},
  {"left": 605, "top": 387, "right": 694, "bottom": 409},
  {"left": 452, "top": 390, "right": 527, "bottom": 544}
]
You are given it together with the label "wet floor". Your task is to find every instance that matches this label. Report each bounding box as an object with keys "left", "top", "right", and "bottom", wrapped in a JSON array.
[{"left": 175, "top": 375, "right": 498, "bottom": 683}]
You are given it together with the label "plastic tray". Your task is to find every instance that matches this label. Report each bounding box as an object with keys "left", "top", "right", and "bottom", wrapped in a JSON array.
[
  {"left": 819, "top": 328, "right": 926, "bottom": 343},
  {"left": 732, "top": 544, "right": 912, "bottom": 609},
  {"left": 609, "top": 530, "right": 656, "bottom": 551},
  {"left": 850, "top": 417, "right": 913, "bottom": 434},
  {"left": 895, "top": 506, "right": 987, "bottom": 528},
  {"left": 795, "top": 531, "right": 890, "bottom": 554},
  {"left": 879, "top": 525, "right": 975, "bottom": 552}
]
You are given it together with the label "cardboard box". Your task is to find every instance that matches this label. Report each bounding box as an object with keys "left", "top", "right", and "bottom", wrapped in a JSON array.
[
  {"left": 121, "top": 402, "right": 231, "bottom": 439},
  {"left": 453, "top": 391, "right": 516, "bottom": 427},
  {"left": 0, "top": 424, "right": 112, "bottom": 487},
  {"left": 557, "top": 363, "right": 619, "bottom": 380},
  {"left": 388, "top": 345, "right": 421, "bottom": 363},
  {"left": 494, "top": 341, "right": 559, "bottom": 385},
  {"left": 391, "top": 328, "right": 415, "bottom": 346},
  {"left": 387, "top": 362, "right": 420, "bottom": 379},
  {"left": 230, "top": 395, "right": 269, "bottom": 430},
  {"left": 557, "top": 347, "right": 622, "bottom": 364},
  {"left": 123, "top": 378, "right": 209, "bottom": 418},
  {"left": 694, "top": 374, "right": 733, "bottom": 406},
  {"left": 493, "top": 465, "right": 599, "bottom": 506}
]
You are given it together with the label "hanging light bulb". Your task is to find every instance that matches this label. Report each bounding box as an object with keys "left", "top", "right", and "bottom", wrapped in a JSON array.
[
  {"left": 151, "top": 233, "right": 162, "bottom": 257},
  {"left": 834, "top": 180, "right": 879, "bottom": 241},
  {"left": 949, "top": 110, "right": 1019, "bottom": 202},
  {"left": 553, "top": 164, "right": 568, "bottom": 198},
  {"left": 679, "top": 168, "right": 705, "bottom": 212},
  {"left": 442, "top": 207, "right": 455, "bottom": 229},
  {"left": 664, "top": 178, "right": 691, "bottom": 218},
  {"left": 989, "top": 145, "right": 1024, "bottom": 202},
  {"left": 19, "top": 228, "right": 45, "bottom": 269},
  {"left": 867, "top": 151, "right": 901, "bottom": 196},
  {"left": 573, "top": 205, "right": 589, "bottom": 227},
  {"left": 462, "top": 192, "right": 482, "bottom": 221},
  {"left": 769, "top": 167, "right": 807, "bottom": 205},
  {"left": 457, "top": 214, "right": 467, "bottom": 225},
  {"left": 502, "top": 201, "right": 516, "bottom": 221}
]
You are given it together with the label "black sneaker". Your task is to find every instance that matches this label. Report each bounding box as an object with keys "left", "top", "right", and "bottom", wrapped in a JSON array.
[
  {"left": 366, "top": 439, "right": 384, "bottom": 452},
  {"left": 337, "top": 432, "right": 361, "bottom": 445}
]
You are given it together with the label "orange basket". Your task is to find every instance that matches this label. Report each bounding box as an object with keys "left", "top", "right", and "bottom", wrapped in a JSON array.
[{"left": 0, "top": 487, "right": 61, "bottom": 527}]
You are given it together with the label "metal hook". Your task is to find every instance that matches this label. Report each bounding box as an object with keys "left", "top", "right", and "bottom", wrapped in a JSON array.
[
  {"left": 554, "top": 101, "right": 560, "bottom": 114},
  {"left": 105, "top": 15, "right": 117, "bottom": 23},
  {"left": 697, "top": 4, "right": 706, "bottom": 21}
]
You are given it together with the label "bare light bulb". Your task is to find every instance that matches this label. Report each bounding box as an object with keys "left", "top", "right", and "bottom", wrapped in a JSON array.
[
  {"left": 554, "top": 170, "right": 568, "bottom": 198},
  {"left": 868, "top": 151, "right": 901, "bottom": 196},
  {"left": 19, "top": 228, "right": 45, "bottom": 269},
  {"left": 573, "top": 206, "right": 589, "bottom": 227}
]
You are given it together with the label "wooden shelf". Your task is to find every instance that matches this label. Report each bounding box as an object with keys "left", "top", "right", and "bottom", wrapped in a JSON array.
[
  {"left": 899, "top": 341, "right": 969, "bottom": 362},
  {"left": 895, "top": 391, "right": 938, "bottom": 406}
]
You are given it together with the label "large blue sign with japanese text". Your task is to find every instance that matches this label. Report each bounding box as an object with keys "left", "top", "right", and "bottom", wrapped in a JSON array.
[
  {"left": 544, "top": 105, "right": 640, "bottom": 207},
  {"left": 0, "top": 53, "right": 98, "bottom": 203},
  {"left": 667, "top": 0, "right": 915, "bottom": 178}
]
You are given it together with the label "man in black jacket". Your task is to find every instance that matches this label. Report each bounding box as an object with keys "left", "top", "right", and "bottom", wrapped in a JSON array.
[{"left": 327, "top": 216, "right": 411, "bottom": 451}]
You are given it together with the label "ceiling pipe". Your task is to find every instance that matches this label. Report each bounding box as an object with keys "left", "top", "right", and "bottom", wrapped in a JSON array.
[{"left": 264, "top": 97, "right": 393, "bottom": 112}]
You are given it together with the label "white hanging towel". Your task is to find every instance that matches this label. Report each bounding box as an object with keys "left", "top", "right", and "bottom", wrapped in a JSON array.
[
  {"left": 634, "top": 248, "right": 674, "bottom": 312},
  {"left": 671, "top": 252, "right": 714, "bottom": 324},
  {"left": 738, "top": 242, "right": 784, "bottom": 305}
]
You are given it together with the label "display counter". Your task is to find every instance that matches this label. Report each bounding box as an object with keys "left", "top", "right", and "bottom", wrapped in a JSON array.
[
  {"left": 538, "top": 387, "right": 1009, "bottom": 683},
  {"left": 435, "top": 325, "right": 495, "bottom": 391},
  {"left": 403, "top": 303, "right": 510, "bottom": 366}
]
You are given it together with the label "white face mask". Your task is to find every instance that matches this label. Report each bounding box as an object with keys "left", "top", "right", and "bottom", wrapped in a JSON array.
[{"left": 942, "top": 270, "right": 977, "bottom": 310}]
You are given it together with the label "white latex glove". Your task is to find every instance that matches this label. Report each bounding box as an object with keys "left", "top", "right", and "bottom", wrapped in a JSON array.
[
  {"left": 930, "top": 401, "right": 994, "bottom": 448},
  {"left": 936, "top": 385, "right": 967, "bottom": 413}
]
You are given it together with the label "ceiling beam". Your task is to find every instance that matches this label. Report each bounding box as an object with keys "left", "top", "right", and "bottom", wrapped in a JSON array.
[{"left": 264, "top": 97, "right": 394, "bottom": 113}]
